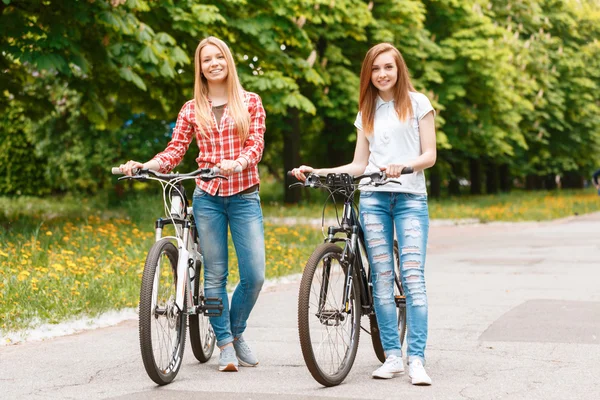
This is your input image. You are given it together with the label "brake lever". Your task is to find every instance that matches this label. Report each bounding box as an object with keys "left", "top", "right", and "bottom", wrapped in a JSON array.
[
  {"left": 201, "top": 174, "right": 228, "bottom": 181},
  {"left": 289, "top": 182, "right": 304, "bottom": 189},
  {"left": 117, "top": 174, "right": 148, "bottom": 182}
]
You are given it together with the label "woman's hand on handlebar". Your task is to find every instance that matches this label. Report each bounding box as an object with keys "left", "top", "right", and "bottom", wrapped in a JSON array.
[
  {"left": 381, "top": 164, "right": 408, "bottom": 178},
  {"left": 119, "top": 160, "right": 144, "bottom": 176},
  {"left": 291, "top": 165, "right": 314, "bottom": 181},
  {"left": 216, "top": 159, "right": 242, "bottom": 175}
]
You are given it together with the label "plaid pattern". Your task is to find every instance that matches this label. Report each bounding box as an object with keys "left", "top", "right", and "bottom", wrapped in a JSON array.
[{"left": 152, "top": 91, "right": 266, "bottom": 196}]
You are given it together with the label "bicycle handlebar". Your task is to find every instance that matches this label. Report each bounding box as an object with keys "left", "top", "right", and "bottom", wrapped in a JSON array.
[
  {"left": 286, "top": 167, "right": 414, "bottom": 186},
  {"left": 111, "top": 165, "right": 242, "bottom": 181}
]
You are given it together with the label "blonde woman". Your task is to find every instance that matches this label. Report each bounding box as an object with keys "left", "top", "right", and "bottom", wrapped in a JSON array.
[
  {"left": 292, "top": 43, "right": 436, "bottom": 385},
  {"left": 120, "top": 36, "right": 266, "bottom": 372}
]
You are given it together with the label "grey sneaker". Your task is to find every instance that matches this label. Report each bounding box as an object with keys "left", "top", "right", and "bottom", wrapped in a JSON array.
[
  {"left": 218, "top": 345, "right": 238, "bottom": 372},
  {"left": 233, "top": 336, "right": 259, "bottom": 367}
]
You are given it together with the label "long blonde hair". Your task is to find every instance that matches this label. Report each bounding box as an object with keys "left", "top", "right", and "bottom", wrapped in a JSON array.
[
  {"left": 359, "top": 43, "right": 415, "bottom": 136},
  {"left": 194, "top": 36, "right": 250, "bottom": 142}
]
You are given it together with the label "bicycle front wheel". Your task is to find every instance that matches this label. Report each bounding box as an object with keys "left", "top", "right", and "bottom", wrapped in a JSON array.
[
  {"left": 298, "top": 243, "right": 361, "bottom": 387},
  {"left": 139, "top": 239, "right": 186, "bottom": 385},
  {"left": 189, "top": 258, "right": 216, "bottom": 362},
  {"left": 371, "top": 240, "right": 407, "bottom": 363}
]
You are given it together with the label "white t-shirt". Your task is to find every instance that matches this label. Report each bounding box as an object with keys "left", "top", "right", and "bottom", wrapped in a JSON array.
[{"left": 354, "top": 92, "right": 435, "bottom": 195}]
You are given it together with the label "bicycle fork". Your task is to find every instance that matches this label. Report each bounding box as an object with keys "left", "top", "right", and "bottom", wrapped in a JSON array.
[
  {"left": 154, "top": 220, "right": 223, "bottom": 317},
  {"left": 342, "top": 233, "right": 357, "bottom": 314}
]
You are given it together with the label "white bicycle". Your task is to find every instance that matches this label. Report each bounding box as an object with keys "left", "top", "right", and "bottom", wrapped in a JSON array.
[{"left": 112, "top": 167, "right": 226, "bottom": 385}]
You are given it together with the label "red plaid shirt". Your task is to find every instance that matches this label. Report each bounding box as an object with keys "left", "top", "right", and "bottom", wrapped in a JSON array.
[{"left": 152, "top": 91, "right": 266, "bottom": 196}]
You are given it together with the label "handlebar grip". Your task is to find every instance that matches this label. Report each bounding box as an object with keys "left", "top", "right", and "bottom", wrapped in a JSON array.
[
  {"left": 287, "top": 170, "right": 295, "bottom": 177},
  {"left": 112, "top": 167, "right": 141, "bottom": 175},
  {"left": 402, "top": 166, "right": 414, "bottom": 174}
]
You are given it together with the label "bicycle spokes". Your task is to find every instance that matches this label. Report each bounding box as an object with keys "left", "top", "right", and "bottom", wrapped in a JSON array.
[{"left": 298, "top": 244, "right": 361, "bottom": 386}]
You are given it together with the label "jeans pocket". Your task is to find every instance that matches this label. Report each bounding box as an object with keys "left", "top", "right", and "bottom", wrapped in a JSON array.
[
  {"left": 240, "top": 191, "right": 260, "bottom": 202},
  {"left": 404, "top": 193, "right": 427, "bottom": 201},
  {"left": 360, "top": 190, "right": 375, "bottom": 198},
  {"left": 193, "top": 187, "right": 208, "bottom": 199}
]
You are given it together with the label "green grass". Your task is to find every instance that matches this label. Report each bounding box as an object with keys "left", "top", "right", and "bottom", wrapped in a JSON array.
[
  {"left": 1, "top": 186, "right": 599, "bottom": 335},
  {"left": 0, "top": 188, "right": 322, "bottom": 334},
  {"left": 428, "top": 189, "right": 600, "bottom": 222}
]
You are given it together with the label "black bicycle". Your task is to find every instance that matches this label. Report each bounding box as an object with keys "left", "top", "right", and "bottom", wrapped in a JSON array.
[
  {"left": 289, "top": 169, "right": 413, "bottom": 386},
  {"left": 112, "top": 167, "right": 226, "bottom": 385}
]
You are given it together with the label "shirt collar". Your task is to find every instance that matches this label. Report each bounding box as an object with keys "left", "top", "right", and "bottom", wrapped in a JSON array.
[{"left": 376, "top": 96, "right": 394, "bottom": 110}]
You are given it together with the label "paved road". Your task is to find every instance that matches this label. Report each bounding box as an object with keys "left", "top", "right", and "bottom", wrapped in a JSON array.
[{"left": 2, "top": 213, "right": 600, "bottom": 400}]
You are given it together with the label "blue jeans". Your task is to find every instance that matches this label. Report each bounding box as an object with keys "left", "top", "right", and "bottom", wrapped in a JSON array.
[
  {"left": 192, "top": 188, "right": 265, "bottom": 348},
  {"left": 359, "top": 191, "right": 429, "bottom": 364}
]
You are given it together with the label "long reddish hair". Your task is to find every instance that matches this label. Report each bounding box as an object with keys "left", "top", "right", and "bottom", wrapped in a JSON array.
[{"left": 359, "top": 43, "right": 415, "bottom": 136}]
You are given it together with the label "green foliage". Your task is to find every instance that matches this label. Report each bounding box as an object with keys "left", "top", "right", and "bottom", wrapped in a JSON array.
[{"left": 1, "top": 0, "right": 599, "bottom": 197}]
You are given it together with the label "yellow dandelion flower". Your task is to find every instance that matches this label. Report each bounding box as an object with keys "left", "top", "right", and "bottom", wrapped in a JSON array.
[
  {"left": 46, "top": 231, "right": 52, "bottom": 236},
  {"left": 52, "top": 263, "right": 65, "bottom": 272}
]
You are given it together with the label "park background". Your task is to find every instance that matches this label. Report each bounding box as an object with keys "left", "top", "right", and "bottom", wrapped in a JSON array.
[{"left": 1, "top": 0, "right": 600, "bottom": 338}]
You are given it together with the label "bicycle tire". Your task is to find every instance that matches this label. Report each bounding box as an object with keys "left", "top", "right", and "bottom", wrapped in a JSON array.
[
  {"left": 371, "top": 240, "right": 408, "bottom": 363},
  {"left": 139, "top": 239, "right": 186, "bottom": 385},
  {"left": 298, "top": 243, "right": 361, "bottom": 387},
  {"left": 189, "top": 258, "right": 216, "bottom": 362}
]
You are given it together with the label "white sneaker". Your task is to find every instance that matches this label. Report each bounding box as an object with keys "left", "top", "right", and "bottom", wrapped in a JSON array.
[
  {"left": 372, "top": 355, "right": 404, "bottom": 379},
  {"left": 408, "top": 359, "right": 432, "bottom": 385}
]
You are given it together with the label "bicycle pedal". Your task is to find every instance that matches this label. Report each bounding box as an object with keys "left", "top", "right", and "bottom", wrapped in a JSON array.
[{"left": 201, "top": 297, "right": 224, "bottom": 316}]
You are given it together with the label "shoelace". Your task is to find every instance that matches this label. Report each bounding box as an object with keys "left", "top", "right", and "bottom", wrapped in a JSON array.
[
  {"left": 221, "top": 347, "right": 235, "bottom": 358},
  {"left": 236, "top": 340, "right": 251, "bottom": 353},
  {"left": 410, "top": 360, "right": 425, "bottom": 372}
]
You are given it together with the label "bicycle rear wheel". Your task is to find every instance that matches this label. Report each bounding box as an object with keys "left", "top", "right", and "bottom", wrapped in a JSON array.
[
  {"left": 371, "top": 240, "right": 407, "bottom": 363},
  {"left": 189, "top": 258, "right": 216, "bottom": 362},
  {"left": 298, "top": 243, "right": 361, "bottom": 387},
  {"left": 139, "top": 239, "right": 186, "bottom": 385}
]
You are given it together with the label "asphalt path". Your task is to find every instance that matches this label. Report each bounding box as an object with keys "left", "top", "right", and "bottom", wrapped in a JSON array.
[{"left": 2, "top": 212, "right": 600, "bottom": 400}]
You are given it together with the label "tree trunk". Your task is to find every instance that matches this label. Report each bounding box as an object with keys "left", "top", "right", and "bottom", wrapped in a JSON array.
[
  {"left": 283, "top": 109, "right": 301, "bottom": 204},
  {"left": 499, "top": 164, "right": 511, "bottom": 192},
  {"left": 485, "top": 160, "right": 499, "bottom": 194},
  {"left": 525, "top": 174, "right": 543, "bottom": 190},
  {"left": 543, "top": 174, "right": 557, "bottom": 190},
  {"left": 448, "top": 161, "right": 461, "bottom": 196},
  {"left": 469, "top": 158, "right": 482, "bottom": 195},
  {"left": 429, "top": 169, "right": 441, "bottom": 198},
  {"left": 562, "top": 172, "right": 584, "bottom": 189}
]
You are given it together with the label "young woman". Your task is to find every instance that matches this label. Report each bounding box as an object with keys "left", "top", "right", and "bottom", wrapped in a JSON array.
[
  {"left": 119, "top": 36, "right": 266, "bottom": 372},
  {"left": 291, "top": 42, "right": 436, "bottom": 385}
]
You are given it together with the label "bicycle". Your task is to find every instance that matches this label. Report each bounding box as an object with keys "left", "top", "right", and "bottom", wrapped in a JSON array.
[
  {"left": 289, "top": 168, "right": 413, "bottom": 387},
  {"left": 112, "top": 167, "right": 226, "bottom": 385}
]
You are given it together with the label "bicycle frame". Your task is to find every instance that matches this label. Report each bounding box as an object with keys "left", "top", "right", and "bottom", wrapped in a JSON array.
[{"left": 322, "top": 195, "right": 375, "bottom": 317}]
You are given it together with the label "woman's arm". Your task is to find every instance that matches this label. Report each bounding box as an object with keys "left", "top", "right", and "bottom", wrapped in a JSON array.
[
  {"left": 292, "top": 129, "right": 370, "bottom": 180},
  {"left": 236, "top": 94, "right": 266, "bottom": 169},
  {"left": 411, "top": 111, "right": 437, "bottom": 171},
  {"left": 151, "top": 102, "right": 195, "bottom": 173}
]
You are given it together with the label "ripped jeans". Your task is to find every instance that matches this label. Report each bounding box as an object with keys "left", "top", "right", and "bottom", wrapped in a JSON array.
[{"left": 359, "top": 191, "right": 429, "bottom": 364}]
